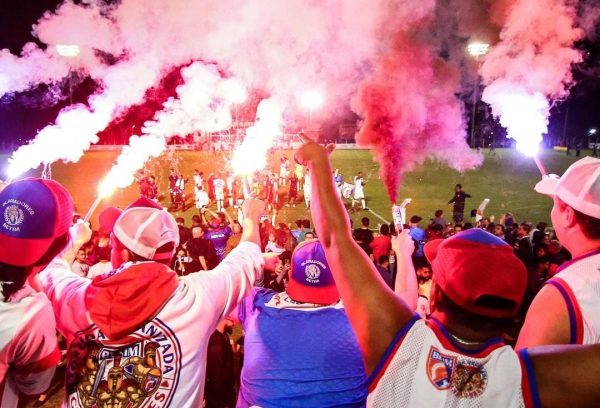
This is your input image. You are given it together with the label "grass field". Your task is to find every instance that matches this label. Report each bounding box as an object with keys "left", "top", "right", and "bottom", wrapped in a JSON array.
[{"left": 3, "top": 147, "right": 588, "bottom": 228}]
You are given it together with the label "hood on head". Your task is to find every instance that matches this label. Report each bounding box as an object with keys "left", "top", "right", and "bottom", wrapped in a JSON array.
[{"left": 85, "top": 262, "right": 178, "bottom": 340}]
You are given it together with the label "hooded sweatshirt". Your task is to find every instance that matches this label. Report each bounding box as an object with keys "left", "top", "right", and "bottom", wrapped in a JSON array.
[
  {"left": 38, "top": 241, "right": 263, "bottom": 408},
  {"left": 0, "top": 285, "right": 60, "bottom": 408}
]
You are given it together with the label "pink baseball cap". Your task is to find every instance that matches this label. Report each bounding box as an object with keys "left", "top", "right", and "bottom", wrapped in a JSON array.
[
  {"left": 112, "top": 204, "right": 179, "bottom": 262},
  {"left": 287, "top": 239, "right": 340, "bottom": 305},
  {"left": 0, "top": 178, "right": 74, "bottom": 267},
  {"left": 424, "top": 229, "right": 527, "bottom": 318},
  {"left": 534, "top": 157, "right": 600, "bottom": 219}
]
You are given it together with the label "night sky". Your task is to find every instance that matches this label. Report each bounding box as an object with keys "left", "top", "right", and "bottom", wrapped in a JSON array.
[{"left": 0, "top": 0, "right": 598, "bottom": 148}]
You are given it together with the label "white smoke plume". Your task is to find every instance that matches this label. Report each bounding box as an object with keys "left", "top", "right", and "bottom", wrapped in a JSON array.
[{"left": 479, "top": 0, "right": 584, "bottom": 155}]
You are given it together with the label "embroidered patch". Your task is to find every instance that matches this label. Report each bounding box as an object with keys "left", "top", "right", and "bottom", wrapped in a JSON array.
[{"left": 426, "top": 346, "right": 456, "bottom": 390}]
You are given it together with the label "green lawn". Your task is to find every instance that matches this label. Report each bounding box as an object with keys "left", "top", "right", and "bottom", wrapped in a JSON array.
[{"left": 3, "top": 147, "right": 587, "bottom": 228}]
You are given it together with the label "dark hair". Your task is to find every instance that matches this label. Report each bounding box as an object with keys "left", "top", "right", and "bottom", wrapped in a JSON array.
[
  {"left": 361, "top": 217, "right": 370, "bottom": 226},
  {"left": 302, "top": 219, "right": 311, "bottom": 229},
  {"left": 96, "top": 246, "right": 111, "bottom": 262},
  {"left": 0, "top": 263, "right": 31, "bottom": 302},
  {"left": 0, "top": 232, "right": 70, "bottom": 301},
  {"left": 378, "top": 255, "right": 389, "bottom": 265},
  {"left": 455, "top": 184, "right": 462, "bottom": 189},
  {"left": 434, "top": 210, "right": 443, "bottom": 218},
  {"left": 176, "top": 217, "right": 185, "bottom": 224},
  {"left": 434, "top": 289, "right": 513, "bottom": 332},
  {"left": 380, "top": 224, "right": 390, "bottom": 236},
  {"left": 574, "top": 209, "right": 600, "bottom": 240},
  {"left": 519, "top": 222, "right": 532, "bottom": 234},
  {"left": 463, "top": 223, "right": 473, "bottom": 230}
]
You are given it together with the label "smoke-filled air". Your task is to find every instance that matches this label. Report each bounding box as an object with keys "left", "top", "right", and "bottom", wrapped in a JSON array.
[{"left": 0, "top": 0, "right": 592, "bottom": 199}]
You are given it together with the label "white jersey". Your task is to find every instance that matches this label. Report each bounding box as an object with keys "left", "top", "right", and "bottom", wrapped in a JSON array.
[
  {"left": 547, "top": 250, "right": 600, "bottom": 344},
  {"left": 353, "top": 176, "right": 365, "bottom": 199},
  {"left": 367, "top": 317, "right": 536, "bottom": 408},
  {"left": 195, "top": 189, "right": 209, "bottom": 208},
  {"left": 303, "top": 174, "right": 311, "bottom": 199},
  {"left": 213, "top": 178, "right": 225, "bottom": 200},
  {"left": 193, "top": 175, "right": 203, "bottom": 193}
]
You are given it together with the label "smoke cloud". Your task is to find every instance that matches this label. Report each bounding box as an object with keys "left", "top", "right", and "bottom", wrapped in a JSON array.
[
  {"left": 480, "top": 0, "right": 583, "bottom": 155},
  {"left": 1, "top": 0, "right": 590, "bottom": 200}
]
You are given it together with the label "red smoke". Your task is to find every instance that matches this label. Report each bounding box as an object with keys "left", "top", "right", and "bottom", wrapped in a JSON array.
[{"left": 354, "top": 29, "right": 481, "bottom": 203}]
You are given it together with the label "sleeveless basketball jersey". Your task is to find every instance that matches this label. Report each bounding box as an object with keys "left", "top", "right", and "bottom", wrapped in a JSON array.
[
  {"left": 547, "top": 250, "right": 600, "bottom": 344},
  {"left": 367, "top": 316, "right": 538, "bottom": 408}
]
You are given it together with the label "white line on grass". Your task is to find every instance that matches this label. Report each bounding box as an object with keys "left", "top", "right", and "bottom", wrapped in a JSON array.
[{"left": 368, "top": 208, "right": 390, "bottom": 225}]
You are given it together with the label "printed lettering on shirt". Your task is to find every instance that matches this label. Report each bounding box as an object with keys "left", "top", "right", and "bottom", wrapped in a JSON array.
[{"left": 65, "top": 319, "right": 181, "bottom": 408}]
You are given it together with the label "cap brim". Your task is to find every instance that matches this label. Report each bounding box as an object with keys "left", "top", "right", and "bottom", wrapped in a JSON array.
[
  {"left": 424, "top": 239, "right": 443, "bottom": 264},
  {"left": 534, "top": 175, "right": 560, "bottom": 196},
  {"left": 287, "top": 280, "right": 340, "bottom": 305},
  {"left": 0, "top": 234, "right": 52, "bottom": 267}
]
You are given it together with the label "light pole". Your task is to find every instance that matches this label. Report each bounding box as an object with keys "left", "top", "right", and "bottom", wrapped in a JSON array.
[
  {"left": 467, "top": 42, "right": 490, "bottom": 149},
  {"left": 56, "top": 44, "right": 80, "bottom": 105}
]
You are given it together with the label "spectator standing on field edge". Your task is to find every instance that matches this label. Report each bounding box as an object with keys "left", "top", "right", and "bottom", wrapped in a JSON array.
[{"left": 447, "top": 183, "right": 471, "bottom": 223}]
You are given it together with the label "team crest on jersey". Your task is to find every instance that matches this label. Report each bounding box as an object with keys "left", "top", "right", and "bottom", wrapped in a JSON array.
[
  {"left": 65, "top": 318, "right": 181, "bottom": 408},
  {"left": 451, "top": 360, "right": 488, "bottom": 398},
  {"left": 426, "top": 347, "right": 456, "bottom": 390}
]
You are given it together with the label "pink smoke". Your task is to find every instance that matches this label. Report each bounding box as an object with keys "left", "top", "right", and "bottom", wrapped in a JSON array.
[{"left": 353, "top": 4, "right": 481, "bottom": 202}]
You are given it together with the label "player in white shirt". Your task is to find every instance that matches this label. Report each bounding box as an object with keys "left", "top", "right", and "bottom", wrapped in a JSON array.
[
  {"left": 295, "top": 135, "right": 600, "bottom": 408},
  {"left": 303, "top": 169, "right": 312, "bottom": 209},
  {"left": 352, "top": 171, "right": 367, "bottom": 210},
  {"left": 213, "top": 176, "right": 226, "bottom": 212},
  {"left": 193, "top": 169, "right": 204, "bottom": 196},
  {"left": 519, "top": 157, "right": 600, "bottom": 348},
  {"left": 36, "top": 197, "right": 265, "bottom": 408}
]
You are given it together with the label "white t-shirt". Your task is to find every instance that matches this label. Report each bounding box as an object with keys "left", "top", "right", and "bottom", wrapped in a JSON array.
[{"left": 87, "top": 261, "right": 114, "bottom": 279}]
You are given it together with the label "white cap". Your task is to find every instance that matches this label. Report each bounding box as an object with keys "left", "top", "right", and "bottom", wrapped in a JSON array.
[
  {"left": 113, "top": 207, "right": 179, "bottom": 261},
  {"left": 534, "top": 157, "right": 600, "bottom": 219}
]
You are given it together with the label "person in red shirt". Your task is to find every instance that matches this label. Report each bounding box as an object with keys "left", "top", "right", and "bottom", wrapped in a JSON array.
[{"left": 370, "top": 224, "right": 392, "bottom": 262}]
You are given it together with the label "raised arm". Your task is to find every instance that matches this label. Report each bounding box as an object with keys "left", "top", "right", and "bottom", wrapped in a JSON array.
[
  {"left": 295, "top": 136, "right": 414, "bottom": 375},
  {"left": 392, "top": 231, "right": 418, "bottom": 311},
  {"left": 186, "top": 198, "right": 264, "bottom": 322}
]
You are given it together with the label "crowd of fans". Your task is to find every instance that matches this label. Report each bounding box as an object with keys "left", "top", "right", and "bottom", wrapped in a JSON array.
[{"left": 2, "top": 142, "right": 600, "bottom": 408}]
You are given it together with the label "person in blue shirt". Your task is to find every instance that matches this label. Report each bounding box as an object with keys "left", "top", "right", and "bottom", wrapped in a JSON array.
[
  {"left": 408, "top": 215, "right": 426, "bottom": 258},
  {"left": 236, "top": 239, "right": 367, "bottom": 407}
]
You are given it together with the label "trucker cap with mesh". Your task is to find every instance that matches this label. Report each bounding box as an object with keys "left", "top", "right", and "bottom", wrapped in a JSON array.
[
  {"left": 534, "top": 156, "right": 600, "bottom": 219},
  {"left": 112, "top": 205, "right": 179, "bottom": 262}
]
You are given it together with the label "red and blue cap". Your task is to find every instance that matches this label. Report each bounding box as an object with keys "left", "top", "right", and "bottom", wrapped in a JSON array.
[
  {"left": 424, "top": 229, "right": 527, "bottom": 318},
  {"left": 0, "top": 178, "right": 74, "bottom": 267},
  {"left": 287, "top": 239, "right": 340, "bottom": 305}
]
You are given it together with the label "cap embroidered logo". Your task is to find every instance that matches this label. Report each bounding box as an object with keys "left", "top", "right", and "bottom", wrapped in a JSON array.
[
  {"left": 304, "top": 263, "right": 321, "bottom": 282},
  {"left": 4, "top": 205, "right": 24, "bottom": 229}
]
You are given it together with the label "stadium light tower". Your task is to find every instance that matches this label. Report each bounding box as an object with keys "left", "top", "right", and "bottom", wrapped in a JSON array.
[
  {"left": 299, "top": 90, "right": 324, "bottom": 126},
  {"left": 467, "top": 42, "right": 490, "bottom": 149}
]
